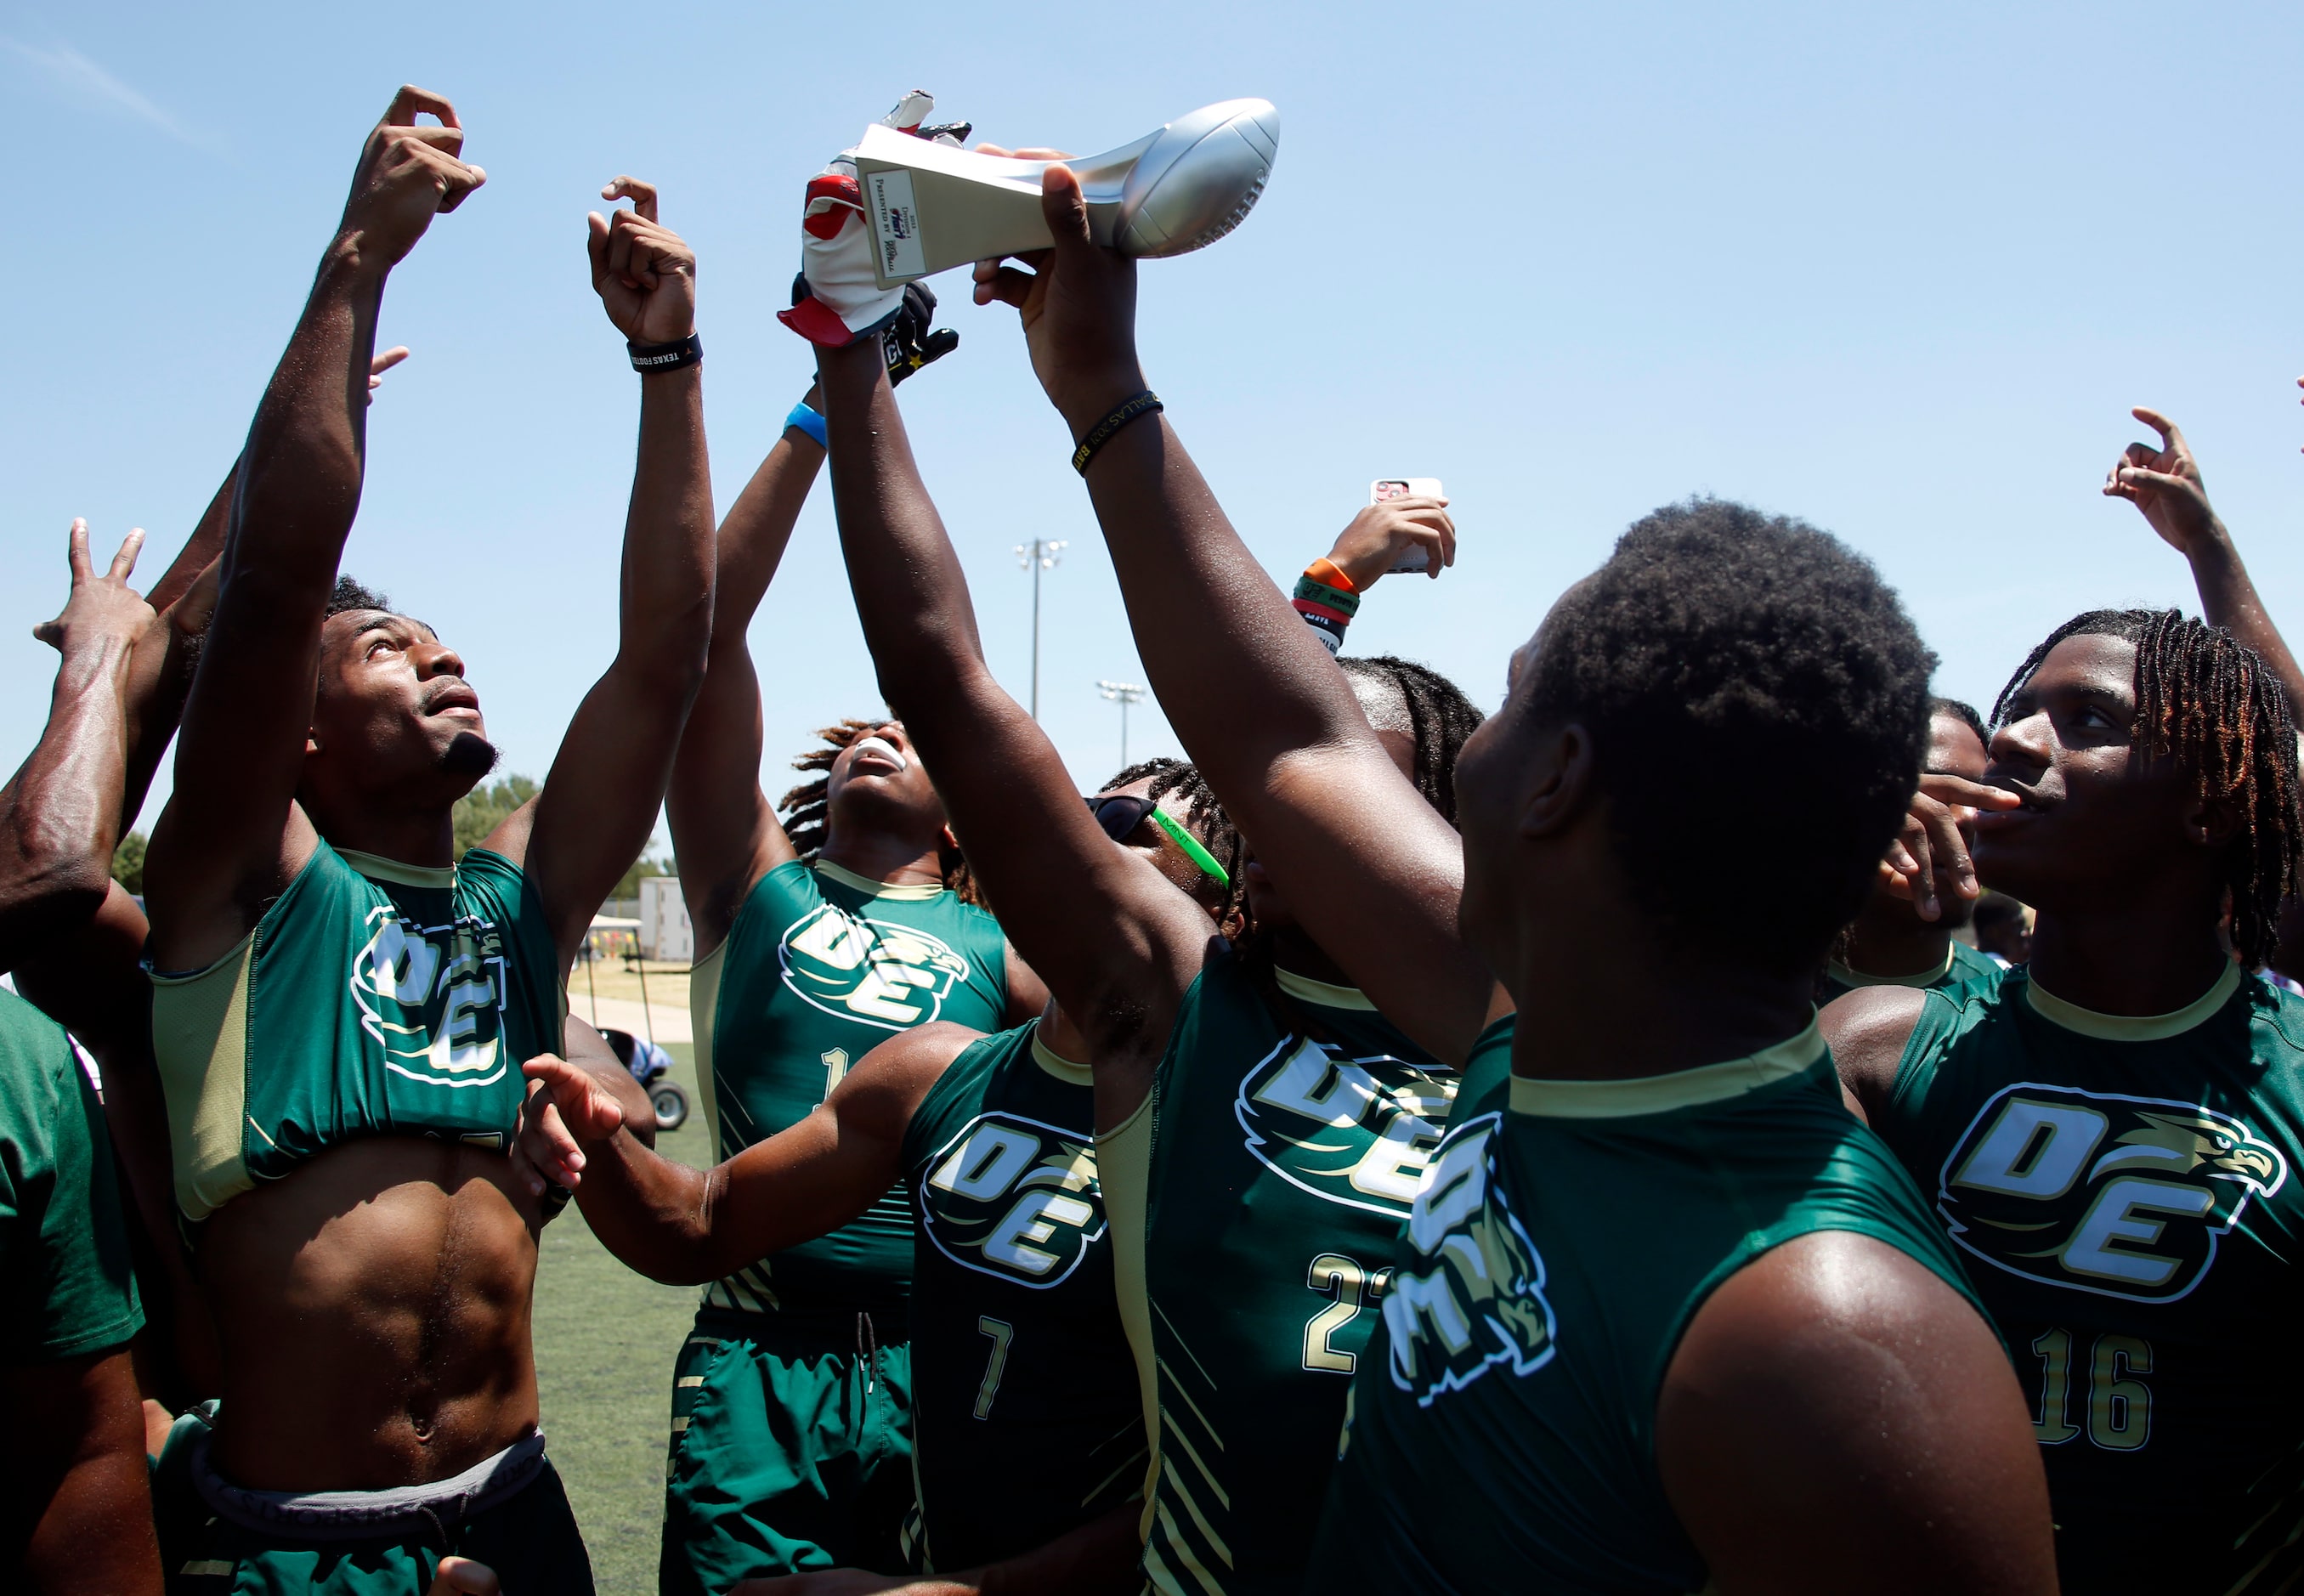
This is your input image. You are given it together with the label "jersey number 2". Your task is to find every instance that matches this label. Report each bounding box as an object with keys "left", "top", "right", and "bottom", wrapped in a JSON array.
[{"left": 1304, "top": 1254, "right": 1374, "bottom": 1373}]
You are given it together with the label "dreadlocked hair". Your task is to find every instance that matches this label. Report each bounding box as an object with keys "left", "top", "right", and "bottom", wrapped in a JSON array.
[
  {"left": 1335, "top": 655, "right": 1486, "bottom": 825},
  {"left": 1991, "top": 608, "right": 2301, "bottom": 967},
  {"left": 776, "top": 718, "right": 984, "bottom": 904},
  {"left": 1098, "top": 756, "right": 1248, "bottom": 927}
]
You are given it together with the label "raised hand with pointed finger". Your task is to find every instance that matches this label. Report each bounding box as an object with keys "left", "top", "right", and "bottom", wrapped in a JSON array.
[
  {"left": 516, "top": 1053, "right": 629, "bottom": 1191},
  {"left": 34, "top": 520, "right": 155, "bottom": 661},
  {"left": 337, "top": 86, "right": 485, "bottom": 274},
  {"left": 2103, "top": 405, "right": 2222, "bottom": 556},
  {"left": 1876, "top": 771, "right": 2022, "bottom": 923},
  {"left": 367, "top": 345, "right": 410, "bottom": 400},
  {"left": 588, "top": 177, "right": 699, "bottom": 345}
]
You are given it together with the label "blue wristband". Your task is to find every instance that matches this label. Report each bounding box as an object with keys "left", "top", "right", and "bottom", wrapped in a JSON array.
[{"left": 784, "top": 401, "right": 828, "bottom": 449}]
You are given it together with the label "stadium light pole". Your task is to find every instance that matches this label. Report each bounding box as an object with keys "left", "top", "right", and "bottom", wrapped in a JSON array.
[
  {"left": 1016, "top": 539, "right": 1067, "bottom": 719},
  {"left": 1097, "top": 679, "right": 1147, "bottom": 767}
]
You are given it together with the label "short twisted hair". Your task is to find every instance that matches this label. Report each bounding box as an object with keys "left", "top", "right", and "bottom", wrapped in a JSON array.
[{"left": 1526, "top": 497, "right": 1935, "bottom": 976}]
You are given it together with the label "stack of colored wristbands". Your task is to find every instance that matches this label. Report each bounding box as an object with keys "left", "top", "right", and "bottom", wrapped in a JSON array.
[{"left": 1293, "top": 557, "right": 1360, "bottom": 654}]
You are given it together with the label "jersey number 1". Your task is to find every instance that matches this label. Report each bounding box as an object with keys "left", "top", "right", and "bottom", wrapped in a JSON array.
[{"left": 973, "top": 1316, "right": 1015, "bottom": 1419}]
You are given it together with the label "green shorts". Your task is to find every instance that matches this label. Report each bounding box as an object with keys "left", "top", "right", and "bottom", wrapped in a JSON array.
[
  {"left": 153, "top": 1406, "right": 593, "bottom": 1595},
  {"left": 659, "top": 1305, "right": 914, "bottom": 1593}
]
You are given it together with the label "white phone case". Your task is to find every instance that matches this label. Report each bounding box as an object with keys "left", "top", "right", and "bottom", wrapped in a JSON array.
[{"left": 1370, "top": 478, "right": 1445, "bottom": 572}]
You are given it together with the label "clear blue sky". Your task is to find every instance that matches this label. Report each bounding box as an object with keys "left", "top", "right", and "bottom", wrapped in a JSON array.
[{"left": 5, "top": 2, "right": 2301, "bottom": 850}]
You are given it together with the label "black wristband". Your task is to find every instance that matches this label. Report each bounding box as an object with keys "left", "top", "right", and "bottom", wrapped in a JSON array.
[
  {"left": 1072, "top": 391, "right": 1163, "bottom": 477},
  {"left": 628, "top": 334, "right": 703, "bottom": 374}
]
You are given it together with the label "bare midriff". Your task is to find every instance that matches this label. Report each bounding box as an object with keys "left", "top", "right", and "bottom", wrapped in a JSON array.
[{"left": 199, "top": 1137, "right": 542, "bottom": 1492}]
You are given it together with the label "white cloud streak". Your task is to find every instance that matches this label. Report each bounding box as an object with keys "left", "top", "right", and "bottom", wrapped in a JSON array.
[{"left": 2, "top": 37, "right": 203, "bottom": 147}]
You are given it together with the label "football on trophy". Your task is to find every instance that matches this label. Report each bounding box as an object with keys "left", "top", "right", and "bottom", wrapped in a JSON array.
[
  {"left": 851, "top": 99, "right": 1282, "bottom": 289},
  {"left": 1109, "top": 98, "right": 1282, "bottom": 257}
]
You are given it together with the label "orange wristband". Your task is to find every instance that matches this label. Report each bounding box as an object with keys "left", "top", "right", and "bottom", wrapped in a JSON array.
[{"left": 1305, "top": 557, "right": 1357, "bottom": 594}]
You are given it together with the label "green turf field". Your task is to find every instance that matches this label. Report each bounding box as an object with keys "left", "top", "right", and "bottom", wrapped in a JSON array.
[{"left": 531, "top": 1039, "right": 709, "bottom": 1595}]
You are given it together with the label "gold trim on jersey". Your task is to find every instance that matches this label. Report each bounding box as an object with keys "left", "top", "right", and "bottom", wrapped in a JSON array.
[
  {"left": 1509, "top": 1019, "right": 1826, "bottom": 1119},
  {"left": 1825, "top": 942, "right": 1956, "bottom": 989},
  {"left": 1031, "top": 1030, "right": 1093, "bottom": 1086},
  {"left": 1095, "top": 1089, "right": 1162, "bottom": 1543},
  {"left": 149, "top": 931, "right": 258, "bottom": 1221},
  {"left": 1271, "top": 966, "right": 1377, "bottom": 1010},
  {"left": 812, "top": 857, "right": 946, "bottom": 901},
  {"left": 688, "top": 939, "right": 727, "bottom": 1155},
  {"left": 2025, "top": 960, "right": 2239, "bottom": 1041},
  {"left": 334, "top": 846, "right": 456, "bottom": 891}
]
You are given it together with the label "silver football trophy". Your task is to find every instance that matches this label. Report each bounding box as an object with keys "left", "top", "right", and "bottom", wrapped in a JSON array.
[{"left": 851, "top": 99, "right": 1281, "bottom": 291}]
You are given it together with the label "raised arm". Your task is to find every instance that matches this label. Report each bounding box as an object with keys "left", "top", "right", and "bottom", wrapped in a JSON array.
[
  {"left": 118, "top": 352, "right": 404, "bottom": 837},
  {"left": 501, "top": 178, "right": 713, "bottom": 971},
  {"left": 974, "top": 171, "right": 1497, "bottom": 1063},
  {"left": 814, "top": 334, "right": 1210, "bottom": 1096},
  {"left": 516, "top": 1022, "right": 965, "bottom": 1283},
  {"left": 2106, "top": 405, "right": 2304, "bottom": 716},
  {"left": 145, "top": 88, "right": 482, "bottom": 970},
  {"left": 0, "top": 524, "right": 154, "bottom": 971},
  {"left": 661, "top": 396, "right": 821, "bottom": 956}
]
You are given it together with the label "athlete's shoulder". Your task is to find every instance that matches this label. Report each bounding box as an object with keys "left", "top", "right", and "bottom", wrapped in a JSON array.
[
  {"left": 1660, "top": 1229, "right": 2052, "bottom": 1595},
  {"left": 2246, "top": 971, "right": 2304, "bottom": 1056},
  {"left": 1819, "top": 984, "right": 1933, "bottom": 1124},
  {"left": 844, "top": 1020, "right": 988, "bottom": 1145},
  {"left": 452, "top": 845, "right": 546, "bottom": 915},
  {"left": 0, "top": 982, "right": 70, "bottom": 1050},
  {"left": 859, "top": 1019, "right": 986, "bottom": 1078},
  {"left": 0, "top": 987, "right": 75, "bottom": 1123}
]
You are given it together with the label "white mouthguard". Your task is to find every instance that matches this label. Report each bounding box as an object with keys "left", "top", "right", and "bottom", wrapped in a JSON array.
[{"left": 852, "top": 735, "right": 908, "bottom": 773}]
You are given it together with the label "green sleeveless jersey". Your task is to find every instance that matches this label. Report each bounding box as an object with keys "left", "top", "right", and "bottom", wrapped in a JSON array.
[
  {"left": 149, "top": 842, "right": 562, "bottom": 1223},
  {"left": 1819, "top": 937, "right": 2004, "bottom": 1005},
  {"left": 693, "top": 859, "right": 1011, "bottom": 1316},
  {"left": 1310, "top": 1014, "right": 1986, "bottom": 1593},
  {"left": 897, "top": 1022, "right": 1143, "bottom": 1572},
  {"left": 1876, "top": 964, "right": 2304, "bottom": 1594},
  {"left": 0, "top": 988, "right": 143, "bottom": 1359},
  {"left": 1103, "top": 951, "right": 1457, "bottom": 1596}
]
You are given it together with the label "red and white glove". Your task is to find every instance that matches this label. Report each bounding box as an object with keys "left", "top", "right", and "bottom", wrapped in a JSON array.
[{"left": 778, "top": 91, "right": 970, "bottom": 348}]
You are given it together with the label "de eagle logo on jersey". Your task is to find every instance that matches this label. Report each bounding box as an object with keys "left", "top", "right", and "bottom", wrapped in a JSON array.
[
  {"left": 1938, "top": 1082, "right": 2288, "bottom": 1303},
  {"left": 1382, "top": 1114, "right": 1557, "bottom": 1406},
  {"left": 348, "top": 907, "right": 511, "bottom": 1088},
  {"left": 1234, "top": 1035, "right": 1458, "bottom": 1219},
  {"left": 918, "top": 1112, "right": 1106, "bottom": 1288},
  {"left": 778, "top": 905, "right": 972, "bottom": 1032}
]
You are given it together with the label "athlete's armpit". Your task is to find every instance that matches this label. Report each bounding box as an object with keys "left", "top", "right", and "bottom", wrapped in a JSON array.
[{"left": 1656, "top": 1230, "right": 2056, "bottom": 1596}]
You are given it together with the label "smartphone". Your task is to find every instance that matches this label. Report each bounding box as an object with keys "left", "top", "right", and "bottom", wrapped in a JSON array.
[{"left": 1370, "top": 478, "right": 1446, "bottom": 572}]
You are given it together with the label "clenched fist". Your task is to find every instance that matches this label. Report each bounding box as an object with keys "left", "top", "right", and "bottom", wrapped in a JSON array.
[
  {"left": 588, "top": 177, "right": 698, "bottom": 345},
  {"left": 337, "top": 86, "right": 485, "bottom": 273}
]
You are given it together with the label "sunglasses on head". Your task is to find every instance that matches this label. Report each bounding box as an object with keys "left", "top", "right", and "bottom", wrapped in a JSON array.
[{"left": 1085, "top": 795, "right": 1231, "bottom": 888}]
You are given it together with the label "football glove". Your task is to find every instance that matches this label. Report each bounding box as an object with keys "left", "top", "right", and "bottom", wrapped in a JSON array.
[{"left": 778, "top": 91, "right": 967, "bottom": 348}]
